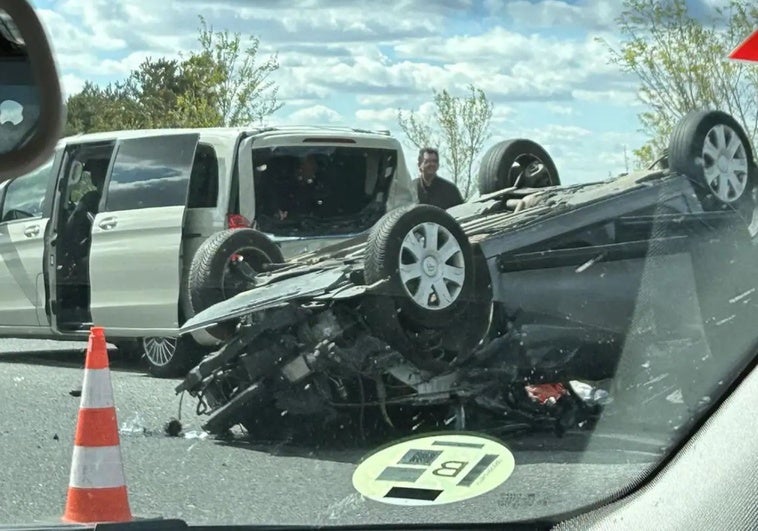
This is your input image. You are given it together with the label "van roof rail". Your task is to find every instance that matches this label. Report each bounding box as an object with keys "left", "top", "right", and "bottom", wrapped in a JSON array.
[{"left": 253, "top": 124, "right": 392, "bottom": 136}]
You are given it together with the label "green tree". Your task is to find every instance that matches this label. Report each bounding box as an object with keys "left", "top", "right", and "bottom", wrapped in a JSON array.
[
  {"left": 196, "top": 16, "right": 283, "bottom": 126},
  {"left": 63, "top": 81, "right": 142, "bottom": 135},
  {"left": 63, "top": 16, "right": 282, "bottom": 135},
  {"left": 398, "top": 84, "right": 494, "bottom": 199},
  {"left": 167, "top": 52, "right": 225, "bottom": 127},
  {"left": 599, "top": 0, "right": 758, "bottom": 168}
]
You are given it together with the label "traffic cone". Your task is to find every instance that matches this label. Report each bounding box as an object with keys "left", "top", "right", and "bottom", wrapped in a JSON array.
[{"left": 62, "top": 326, "right": 133, "bottom": 524}]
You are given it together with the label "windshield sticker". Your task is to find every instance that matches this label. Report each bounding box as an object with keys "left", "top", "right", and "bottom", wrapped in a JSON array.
[{"left": 351, "top": 432, "right": 515, "bottom": 506}]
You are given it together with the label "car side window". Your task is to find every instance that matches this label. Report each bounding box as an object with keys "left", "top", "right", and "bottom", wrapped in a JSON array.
[
  {"left": 0, "top": 158, "right": 52, "bottom": 223},
  {"left": 104, "top": 135, "right": 198, "bottom": 212}
]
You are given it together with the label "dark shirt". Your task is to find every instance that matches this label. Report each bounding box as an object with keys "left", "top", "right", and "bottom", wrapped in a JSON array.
[{"left": 414, "top": 176, "right": 464, "bottom": 210}]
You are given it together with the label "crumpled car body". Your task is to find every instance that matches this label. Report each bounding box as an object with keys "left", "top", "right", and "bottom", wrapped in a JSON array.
[{"left": 175, "top": 161, "right": 758, "bottom": 438}]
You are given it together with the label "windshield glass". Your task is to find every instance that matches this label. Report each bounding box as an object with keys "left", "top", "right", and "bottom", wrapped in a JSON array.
[{"left": 1, "top": 0, "right": 757, "bottom": 528}]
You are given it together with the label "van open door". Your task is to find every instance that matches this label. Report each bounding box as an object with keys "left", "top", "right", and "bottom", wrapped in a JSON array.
[{"left": 88, "top": 134, "right": 199, "bottom": 336}]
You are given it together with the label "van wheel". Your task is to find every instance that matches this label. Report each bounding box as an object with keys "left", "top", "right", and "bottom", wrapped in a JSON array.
[
  {"left": 187, "top": 228, "right": 285, "bottom": 340},
  {"left": 141, "top": 336, "right": 206, "bottom": 378}
]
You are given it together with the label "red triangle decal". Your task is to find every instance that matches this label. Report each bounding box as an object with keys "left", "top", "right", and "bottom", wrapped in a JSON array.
[{"left": 730, "top": 29, "right": 758, "bottom": 61}]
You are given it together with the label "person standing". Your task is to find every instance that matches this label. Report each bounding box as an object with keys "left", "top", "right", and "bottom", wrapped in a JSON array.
[{"left": 413, "top": 147, "right": 464, "bottom": 210}]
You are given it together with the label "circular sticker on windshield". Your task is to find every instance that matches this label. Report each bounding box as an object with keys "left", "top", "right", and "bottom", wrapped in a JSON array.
[{"left": 352, "top": 432, "right": 515, "bottom": 506}]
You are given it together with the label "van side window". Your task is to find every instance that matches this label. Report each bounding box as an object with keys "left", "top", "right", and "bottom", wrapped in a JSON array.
[
  {"left": 0, "top": 158, "right": 52, "bottom": 222},
  {"left": 187, "top": 143, "right": 219, "bottom": 209},
  {"left": 104, "top": 136, "right": 197, "bottom": 212}
]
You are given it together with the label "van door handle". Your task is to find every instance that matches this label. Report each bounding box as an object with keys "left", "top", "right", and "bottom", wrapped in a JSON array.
[
  {"left": 23, "top": 225, "right": 40, "bottom": 237},
  {"left": 98, "top": 217, "right": 118, "bottom": 230}
]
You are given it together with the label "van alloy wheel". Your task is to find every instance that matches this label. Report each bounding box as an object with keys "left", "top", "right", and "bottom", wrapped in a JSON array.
[
  {"left": 140, "top": 336, "right": 207, "bottom": 378},
  {"left": 142, "top": 336, "right": 177, "bottom": 368}
]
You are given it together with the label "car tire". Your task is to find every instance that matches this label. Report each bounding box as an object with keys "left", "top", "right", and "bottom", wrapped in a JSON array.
[
  {"left": 141, "top": 335, "right": 207, "bottom": 378},
  {"left": 478, "top": 138, "right": 560, "bottom": 195},
  {"left": 362, "top": 205, "right": 492, "bottom": 372},
  {"left": 364, "top": 204, "right": 475, "bottom": 328},
  {"left": 187, "top": 228, "right": 285, "bottom": 340},
  {"left": 668, "top": 109, "right": 757, "bottom": 213},
  {"left": 114, "top": 339, "right": 141, "bottom": 359}
]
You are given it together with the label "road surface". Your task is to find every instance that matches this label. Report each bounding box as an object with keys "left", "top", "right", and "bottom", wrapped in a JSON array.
[{"left": 0, "top": 339, "right": 677, "bottom": 528}]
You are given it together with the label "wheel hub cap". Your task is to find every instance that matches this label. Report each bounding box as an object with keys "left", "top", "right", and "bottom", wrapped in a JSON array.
[
  {"left": 398, "top": 222, "right": 465, "bottom": 311},
  {"left": 423, "top": 256, "right": 439, "bottom": 276},
  {"left": 703, "top": 124, "right": 749, "bottom": 203}
]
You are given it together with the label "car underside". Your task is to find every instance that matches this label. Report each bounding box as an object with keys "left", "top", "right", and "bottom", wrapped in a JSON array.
[{"left": 175, "top": 110, "right": 758, "bottom": 441}]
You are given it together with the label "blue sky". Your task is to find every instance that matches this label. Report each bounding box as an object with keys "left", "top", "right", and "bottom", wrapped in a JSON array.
[{"left": 28, "top": 0, "right": 734, "bottom": 186}]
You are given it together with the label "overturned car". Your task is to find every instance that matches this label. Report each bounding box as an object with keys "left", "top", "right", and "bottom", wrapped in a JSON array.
[{"left": 175, "top": 110, "right": 758, "bottom": 439}]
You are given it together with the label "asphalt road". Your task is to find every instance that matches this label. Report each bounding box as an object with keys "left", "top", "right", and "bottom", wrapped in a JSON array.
[{"left": 0, "top": 339, "right": 681, "bottom": 528}]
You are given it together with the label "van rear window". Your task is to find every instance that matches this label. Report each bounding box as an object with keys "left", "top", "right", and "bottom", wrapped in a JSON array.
[{"left": 252, "top": 145, "right": 397, "bottom": 237}]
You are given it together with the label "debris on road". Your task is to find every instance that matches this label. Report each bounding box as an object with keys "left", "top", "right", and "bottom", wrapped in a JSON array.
[{"left": 164, "top": 419, "right": 182, "bottom": 437}]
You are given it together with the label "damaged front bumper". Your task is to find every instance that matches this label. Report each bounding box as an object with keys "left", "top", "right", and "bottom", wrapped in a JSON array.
[{"left": 175, "top": 297, "right": 605, "bottom": 439}]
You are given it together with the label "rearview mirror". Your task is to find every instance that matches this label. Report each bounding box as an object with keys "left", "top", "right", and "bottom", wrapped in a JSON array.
[{"left": 0, "top": 0, "right": 64, "bottom": 183}]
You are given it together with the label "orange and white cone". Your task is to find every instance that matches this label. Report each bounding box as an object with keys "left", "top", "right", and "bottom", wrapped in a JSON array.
[{"left": 63, "top": 326, "right": 132, "bottom": 524}]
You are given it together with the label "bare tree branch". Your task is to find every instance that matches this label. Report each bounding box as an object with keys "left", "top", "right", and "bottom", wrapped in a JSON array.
[
  {"left": 397, "top": 85, "right": 493, "bottom": 199},
  {"left": 606, "top": 0, "right": 758, "bottom": 168}
]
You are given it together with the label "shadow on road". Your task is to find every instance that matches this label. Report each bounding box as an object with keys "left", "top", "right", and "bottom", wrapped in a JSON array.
[
  {"left": 201, "top": 422, "right": 667, "bottom": 467},
  {"left": 0, "top": 347, "right": 147, "bottom": 373},
  {"left": 214, "top": 437, "right": 369, "bottom": 465}
]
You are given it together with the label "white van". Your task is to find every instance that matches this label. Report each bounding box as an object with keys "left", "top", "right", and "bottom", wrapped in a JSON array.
[{"left": 0, "top": 125, "right": 415, "bottom": 376}]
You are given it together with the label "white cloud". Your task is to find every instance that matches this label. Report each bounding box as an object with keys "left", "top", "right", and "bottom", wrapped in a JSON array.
[
  {"left": 50, "top": 50, "right": 166, "bottom": 79},
  {"left": 391, "top": 28, "right": 637, "bottom": 104},
  {"left": 491, "top": 105, "right": 517, "bottom": 124},
  {"left": 484, "top": 0, "right": 621, "bottom": 30},
  {"left": 544, "top": 124, "right": 594, "bottom": 138},
  {"left": 35, "top": 0, "right": 672, "bottom": 186},
  {"left": 60, "top": 74, "right": 85, "bottom": 98},
  {"left": 37, "top": 0, "right": 641, "bottom": 108},
  {"left": 355, "top": 108, "right": 398, "bottom": 125},
  {"left": 572, "top": 89, "right": 641, "bottom": 107},
  {"left": 52, "top": 0, "right": 452, "bottom": 53},
  {"left": 39, "top": 4, "right": 128, "bottom": 52},
  {"left": 358, "top": 94, "right": 418, "bottom": 107},
  {"left": 546, "top": 103, "right": 575, "bottom": 116},
  {"left": 36, "top": 9, "right": 79, "bottom": 53},
  {"left": 281, "top": 98, "right": 328, "bottom": 108},
  {"left": 280, "top": 105, "right": 345, "bottom": 125}
]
